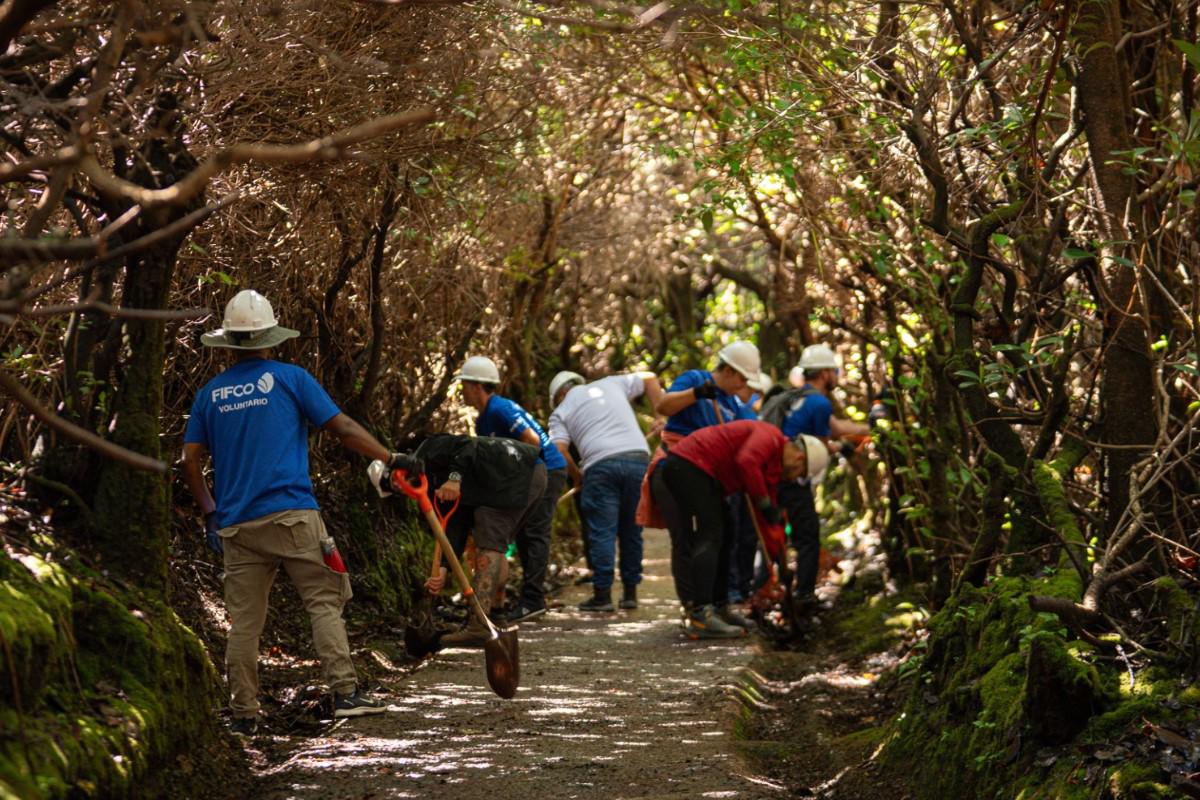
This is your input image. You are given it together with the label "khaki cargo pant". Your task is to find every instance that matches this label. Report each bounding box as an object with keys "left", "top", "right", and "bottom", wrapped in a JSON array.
[{"left": 221, "top": 509, "right": 356, "bottom": 718}]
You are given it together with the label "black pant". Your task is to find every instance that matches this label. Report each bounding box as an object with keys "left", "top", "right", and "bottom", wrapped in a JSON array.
[
  {"left": 727, "top": 493, "right": 758, "bottom": 602},
  {"left": 780, "top": 481, "right": 820, "bottom": 597},
  {"left": 515, "top": 468, "right": 567, "bottom": 609},
  {"left": 655, "top": 455, "right": 732, "bottom": 608}
]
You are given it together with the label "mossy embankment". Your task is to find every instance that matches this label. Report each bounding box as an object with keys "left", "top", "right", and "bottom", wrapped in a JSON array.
[
  {"left": 878, "top": 567, "right": 1200, "bottom": 800},
  {"left": 0, "top": 542, "right": 230, "bottom": 799},
  {"left": 326, "top": 475, "right": 432, "bottom": 617},
  {"left": 737, "top": 553, "right": 1200, "bottom": 799}
]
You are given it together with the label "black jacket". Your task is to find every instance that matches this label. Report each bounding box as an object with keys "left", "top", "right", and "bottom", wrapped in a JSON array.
[{"left": 415, "top": 434, "right": 540, "bottom": 509}]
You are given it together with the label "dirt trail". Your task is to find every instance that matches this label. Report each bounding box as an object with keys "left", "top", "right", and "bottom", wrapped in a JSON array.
[{"left": 253, "top": 529, "right": 786, "bottom": 800}]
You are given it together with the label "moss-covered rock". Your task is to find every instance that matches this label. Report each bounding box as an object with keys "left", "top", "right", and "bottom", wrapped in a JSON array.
[{"left": 0, "top": 548, "right": 224, "bottom": 798}]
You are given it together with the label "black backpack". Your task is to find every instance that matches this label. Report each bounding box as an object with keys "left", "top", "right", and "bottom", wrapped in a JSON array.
[{"left": 760, "top": 386, "right": 819, "bottom": 431}]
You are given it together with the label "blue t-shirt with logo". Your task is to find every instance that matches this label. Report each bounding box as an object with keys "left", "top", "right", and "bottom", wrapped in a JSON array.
[
  {"left": 475, "top": 394, "right": 567, "bottom": 471},
  {"left": 781, "top": 390, "right": 833, "bottom": 439},
  {"left": 184, "top": 358, "right": 340, "bottom": 528},
  {"left": 663, "top": 369, "right": 755, "bottom": 435}
]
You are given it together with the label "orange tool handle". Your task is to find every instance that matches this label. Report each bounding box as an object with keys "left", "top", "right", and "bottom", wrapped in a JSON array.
[{"left": 391, "top": 469, "right": 433, "bottom": 514}]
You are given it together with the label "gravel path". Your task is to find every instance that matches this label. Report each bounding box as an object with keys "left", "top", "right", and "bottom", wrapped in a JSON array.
[{"left": 256, "top": 528, "right": 782, "bottom": 800}]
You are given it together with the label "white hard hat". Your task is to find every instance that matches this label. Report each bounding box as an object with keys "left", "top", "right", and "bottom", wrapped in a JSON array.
[
  {"left": 549, "top": 371, "right": 585, "bottom": 406},
  {"left": 797, "top": 434, "right": 830, "bottom": 482},
  {"left": 717, "top": 341, "right": 761, "bottom": 380},
  {"left": 788, "top": 365, "right": 805, "bottom": 388},
  {"left": 454, "top": 355, "right": 501, "bottom": 384},
  {"left": 200, "top": 290, "right": 299, "bottom": 350},
  {"left": 747, "top": 372, "right": 772, "bottom": 394},
  {"left": 798, "top": 344, "right": 839, "bottom": 371}
]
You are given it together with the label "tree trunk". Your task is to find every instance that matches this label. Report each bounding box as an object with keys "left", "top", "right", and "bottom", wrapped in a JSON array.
[
  {"left": 93, "top": 92, "right": 199, "bottom": 595},
  {"left": 1071, "top": 0, "right": 1157, "bottom": 543}
]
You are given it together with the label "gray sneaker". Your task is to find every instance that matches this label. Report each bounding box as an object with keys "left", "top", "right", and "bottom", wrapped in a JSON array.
[
  {"left": 334, "top": 688, "right": 387, "bottom": 718},
  {"left": 687, "top": 605, "right": 748, "bottom": 640},
  {"left": 717, "top": 604, "right": 756, "bottom": 631}
]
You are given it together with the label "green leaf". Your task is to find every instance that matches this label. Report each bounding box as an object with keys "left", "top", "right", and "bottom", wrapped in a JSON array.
[
  {"left": 700, "top": 208, "right": 714, "bottom": 232},
  {"left": 1064, "top": 247, "right": 1093, "bottom": 260},
  {"left": 1175, "top": 39, "right": 1200, "bottom": 71},
  {"left": 990, "top": 232, "right": 1011, "bottom": 248}
]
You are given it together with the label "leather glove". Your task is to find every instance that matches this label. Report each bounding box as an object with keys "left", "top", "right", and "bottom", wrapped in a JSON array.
[
  {"left": 388, "top": 451, "right": 424, "bottom": 476},
  {"left": 693, "top": 381, "right": 719, "bottom": 400},
  {"left": 840, "top": 440, "right": 857, "bottom": 458},
  {"left": 367, "top": 460, "right": 392, "bottom": 498},
  {"left": 755, "top": 498, "right": 782, "bottom": 526},
  {"left": 204, "top": 513, "right": 223, "bottom": 555}
]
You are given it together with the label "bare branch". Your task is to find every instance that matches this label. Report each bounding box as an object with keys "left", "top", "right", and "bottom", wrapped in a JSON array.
[
  {"left": 79, "top": 108, "right": 436, "bottom": 208},
  {"left": 0, "top": 365, "right": 167, "bottom": 473},
  {"left": 14, "top": 192, "right": 240, "bottom": 303}
]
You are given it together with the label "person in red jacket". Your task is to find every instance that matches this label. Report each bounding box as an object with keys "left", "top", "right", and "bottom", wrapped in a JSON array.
[{"left": 651, "top": 420, "right": 827, "bottom": 638}]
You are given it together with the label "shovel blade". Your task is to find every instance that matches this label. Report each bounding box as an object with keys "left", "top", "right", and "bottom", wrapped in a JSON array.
[
  {"left": 404, "top": 625, "right": 444, "bottom": 660},
  {"left": 483, "top": 627, "right": 519, "bottom": 699}
]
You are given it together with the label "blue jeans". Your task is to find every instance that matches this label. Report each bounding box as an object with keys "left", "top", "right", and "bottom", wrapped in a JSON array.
[{"left": 580, "top": 455, "right": 647, "bottom": 590}]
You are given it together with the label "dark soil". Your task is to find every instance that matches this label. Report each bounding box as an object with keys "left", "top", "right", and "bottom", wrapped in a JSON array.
[{"left": 736, "top": 634, "right": 909, "bottom": 799}]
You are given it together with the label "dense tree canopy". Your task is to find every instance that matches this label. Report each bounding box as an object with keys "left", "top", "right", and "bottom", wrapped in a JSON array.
[{"left": 4, "top": 0, "right": 1200, "bottom": 795}]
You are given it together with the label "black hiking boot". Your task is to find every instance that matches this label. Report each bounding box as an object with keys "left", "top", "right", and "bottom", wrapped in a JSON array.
[
  {"left": 619, "top": 584, "right": 638, "bottom": 610},
  {"left": 579, "top": 588, "right": 615, "bottom": 612},
  {"left": 229, "top": 717, "right": 258, "bottom": 737}
]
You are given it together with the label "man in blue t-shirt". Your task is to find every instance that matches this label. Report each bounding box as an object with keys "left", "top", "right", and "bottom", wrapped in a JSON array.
[
  {"left": 182, "top": 290, "right": 396, "bottom": 734},
  {"left": 777, "top": 344, "right": 869, "bottom": 608},
  {"left": 455, "top": 356, "right": 563, "bottom": 622}
]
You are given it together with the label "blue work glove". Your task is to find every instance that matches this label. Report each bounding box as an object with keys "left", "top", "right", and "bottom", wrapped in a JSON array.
[
  {"left": 204, "top": 513, "right": 223, "bottom": 555},
  {"left": 693, "top": 381, "right": 719, "bottom": 400}
]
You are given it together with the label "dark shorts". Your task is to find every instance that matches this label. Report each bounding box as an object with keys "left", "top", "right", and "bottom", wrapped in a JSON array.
[{"left": 445, "top": 463, "right": 548, "bottom": 553}]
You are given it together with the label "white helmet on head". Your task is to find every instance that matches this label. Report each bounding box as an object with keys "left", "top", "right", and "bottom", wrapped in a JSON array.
[
  {"left": 454, "top": 355, "right": 501, "bottom": 384},
  {"left": 797, "top": 434, "right": 830, "bottom": 482},
  {"left": 747, "top": 371, "right": 772, "bottom": 395},
  {"left": 549, "top": 370, "right": 585, "bottom": 406},
  {"left": 717, "top": 341, "right": 761, "bottom": 380},
  {"left": 200, "top": 289, "right": 299, "bottom": 350},
  {"left": 798, "top": 344, "right": 839, "bottom": 372}
]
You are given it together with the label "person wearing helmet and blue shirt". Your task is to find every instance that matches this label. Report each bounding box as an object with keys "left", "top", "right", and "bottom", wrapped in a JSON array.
[
  {"left": 777, "top": 344, "right": 869, "bottom": 610},
  {"left": 455, "top": 355, "right": 566, "bottom": 623},
  {"left": 182, "top": 290, "right": 396, "bottom": 735}
]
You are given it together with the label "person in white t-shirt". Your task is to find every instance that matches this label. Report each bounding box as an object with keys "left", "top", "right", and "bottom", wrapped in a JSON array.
[{"left": 548, "top": 371, "right": 665, "bottom": 612}]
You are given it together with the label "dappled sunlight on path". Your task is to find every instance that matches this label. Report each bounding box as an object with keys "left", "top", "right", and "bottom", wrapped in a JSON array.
[{"left": 256, "top": 530, "right": 782, "bottom": 799}]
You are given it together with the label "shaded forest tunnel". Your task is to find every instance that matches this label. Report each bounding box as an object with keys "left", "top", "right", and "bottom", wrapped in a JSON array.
[{"left": 4, "top": 0, "right": 1200, "bottom": 798}]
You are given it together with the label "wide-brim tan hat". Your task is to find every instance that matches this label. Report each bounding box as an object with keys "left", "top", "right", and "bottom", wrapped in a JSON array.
[{"left": 200, "top": 325, "right": 300, "bottom": 350}]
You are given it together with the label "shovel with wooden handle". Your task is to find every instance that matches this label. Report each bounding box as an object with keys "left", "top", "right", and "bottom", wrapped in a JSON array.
[{"left": 391, "top": 468, "right": 519, "bottom": 699}]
